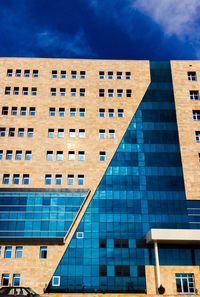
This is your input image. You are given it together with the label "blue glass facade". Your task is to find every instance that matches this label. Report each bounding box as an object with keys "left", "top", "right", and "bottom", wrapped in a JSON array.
[
  {"left": 46, "top": 62, "right": 200, "bottom": 293},
  {"left": 0, "top": 190, "right": 88, "bottom": 242}
]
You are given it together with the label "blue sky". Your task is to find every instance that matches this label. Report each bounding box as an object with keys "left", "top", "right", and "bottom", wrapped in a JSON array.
[{"left": 0, "top": 0, "right": 200, "bottom": 59}]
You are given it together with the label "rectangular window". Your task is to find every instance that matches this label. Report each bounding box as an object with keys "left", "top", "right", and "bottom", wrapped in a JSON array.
[
  {"left": 78, "top": 151, "right": 85, "bottom": 161},
  {"left": 108, "top": 109, "right": 114, "bottom": 117},
  {"left": 33, "top": 70, "right": 39, "bottom": 78},
  {"left": 48, "top": 129, "right": 55, "bottom": 138},
  {"left": 23, "top": 174, "right": 30, "bottom": 185},
  {"left": 190, "top": 90, "right": 199, "bottom": 100},
  {"left": 7, "top": 69, "right": 13, "bottom": 77},
  {"left": 16, "top": 69, "right": 21, "bottom": 77},
  {"left": 68, "top": 151, "right": 75, "bottom": 161},
  {"left": 51, "top": 70, "right": 57, "bottom": 78},
  {"left": 99, "top": 239, "right": 107, "bottom": 248},
  {"left": 31, "top": 87, "right": 37, "bottom": 96},
  {"left": 0, "top": 150, "right": 3, "bottom": 160},
  {"left": 126, "top": 89, "right": 132, "bottom": 97},
  {"left": 176, "top": 273, "right": 195, "bottom": 294},
  {"left": 4, "top": 246, "right": 12, "bottom": 258},
  {"left": 22, "top": 87, "right": 28, "bottom": 96},
  {"left": 193, "top": 110, "right": 200, "bottom": 120},
  {"left": 9, "top": 128, "right": 15, "bottom": 137},
  {"left": 46, "top": 151, "right": 53, "bottom": 161},
  {"left": 108, "top": 89, "right": 114, "bottom": 97},
  {"left": 99, "top": 89, "right": 105, "bottom": 97},
  {"left": 69, "top": 129, "right": 76, "bottom": 138},
  {"left": 67, "top": 174, "right": 74, "bottom": 185},
  {"left": 59, "top": 108, "right": 65, "bottom": 117},
  {"left": 27, "top": 128, "right": 34, "bottom": 137},
  {"left": 49, "top": 107, "right": 56, "bottom": 116},
  {"left": 6, "top": 150, "right": 13, "bottom": 160},
  {"left": 117, "top": 89, "right": 123, "bottom": 97},
  {"left": 45, "top": 174, "right": 52, "bottom": 185},
  {"left": 15, "top": 151, "right": 22, "bottom": 160},
  {"left": 80, "top": 71, "right": 86, "bottom": 79},
  {"left": 60, "top": 88, "right": 66, "bottom": 96},
  {"left": 71, "top": 88, "right": 76, "bottom": 96},
  {"left": 114, "top": 239, "right": 129, "bottom": 248},
  {"left": 51, "top": 88, "right": 56, "bottom": 96},
  {"left": 52, "top": 276, "right": 60, "bottom": 287},
  {"left": 39, "top": 246, "right": 47, "bottom": 259},
  {"left": 196, "top": 131, "right": 200, "bottom": 142},
  {"left": 70, "top": 108, "right": 76, "bottom": 117},
  {"left": 79, "top": 129, "right": 85, "bottom": 138},
  {"left": 99, "top": 129, "right": 106, "bottom": 139},
  {"left": 117, "top": 71, "right": 122, "bottom": 80},
  {"left": 5, "top": 87, "right": 11, "bottom": 95},
  {"left": 99, "top": 108, "right": 105, "bottom": 117},
  {"left": 76, "top": 232, "right": 84, "bottom": 239},
  {"left": 126, "top": 71, "right": 131, "bottom": 80},
  {"left": 24, "top": 69, "right": 30, "bottom": 77},
  {"left": 108, "top": 129, "right": 115, "bottom": 138},
  {"left": 60, "top": 70, "right": 66, "bottom": 78},
  {"left": 2, "top": 274, "right": 9, "bottom": 286},
  {"left": 13, "top": 87, "right": 19, "bottom": 95},
  {"left": 55, "top": 174, "right": 62, "bottom": 185},
  {"left": 99, "top": 151, "right": 106, "bottom": 161},
  {"left": 13, "top": 274, "right": 20, "bottom": 286},
  {"left": 78, "top": 175, "right": 84, "bottom": 185},
  {"left": 115, "top": 265, "right": 130, "bottom": 276},
  {"left": 11, "top": 107, "right": 18, "bottom": 116},
  {"left": 2, "top": 106, "right": 9, "bottom": 115},
  {"left": 118, "top": 109, "right": 124, "bottom": 118},
  {"left": 3, "top": 174, "right": 10, "bottom": 185},
  {"left": 29, "top": 107, "right": 36, "bottom": 116},
  {"left": 108, "top": 71, "right": 113, "bottom": 79},
  {"left": 99, "top": 265, "right": 107, "bottom": 276},
  {"left": 25, "top": 151, "right": 32, "bottom": 160},
  {"left": 15, "top": 246, "right": 23, "bottom": 258},
  {"left": 71, "top": 70, "right": 77, "bottom": 79},
  {"left": 79, "top": 108, "right": 85, "bottom": 117},
  {"left": 80, "top": 88, "right": 85, "bottom": 96},
  {"left": 58, "top": 129, "right": 64, "bottom": 138},
  {"left": 99, "top": 71, "right": 105, "bottom": 79},
  {"left": 188, "top": 71, "right": 197, "bottom": 81},
  {"left": 13, "top": 174, "right": 20, "bottom": 185},
  {"left": 57, "top": 151, "right": 63, "bottom": 161},
  {"left": 0, "top": 128, "right": 6, "bottom": 137},
  {"left": 20, "top": 107, "right": 27, "bottom": 116}
]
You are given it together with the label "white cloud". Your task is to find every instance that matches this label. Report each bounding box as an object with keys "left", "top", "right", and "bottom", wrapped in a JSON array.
[{"left": 133, "top": 0, "right": 200, "bottom": 38}]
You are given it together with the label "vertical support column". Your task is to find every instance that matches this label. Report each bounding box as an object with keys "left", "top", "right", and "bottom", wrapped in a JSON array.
[{"left": 154, "top": 241, "right": 161, "bottom": 290}]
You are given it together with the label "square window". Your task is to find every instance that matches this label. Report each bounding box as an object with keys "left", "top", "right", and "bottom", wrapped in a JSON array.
[
  {"left": 2, "top": 274, "right": 9, "bottom": 286},
  {"left": 78, "top": 175, "right": 84, "bottom": 185},
  {"left": 31, "top": 87, "right": 37, "bottom": 96},
  {"left": 99, "top": 71, "right": 105, "bottom": 79},
  {"left": 13, "top": 274, "right": 20, "bottom": 286},
  {"left": 49, "top": 108, "right": 56, "bottom": 116},
  {"left": 176, "top": 273, "right": 195, "bottom": 294},
  {"left": 99, "top": 239, "right": 107, "bottom": 248},
  {"left": 51, "top": 70, "right": 57, "bottom": 78},
  {"left": 69, "top": 129, "right": 76, "bottom": 138},
  {"left": 55, "top": 174, "right": 62, "bottom": 185},
  {"left": 20, "top": 107, "right": 27, "bottom": 116},
  {"left": 99, "top": 129, "right": 106, "bottom": 139},
  {"left": 108, "top": 129, "right": 115, "bottom": 138},
  {"left": 24, "top": 70, "right": 30, "bottom": 77},
  {"left": 39, "top": 246, "right": 47, "bottom": 259},
  {"left": 79, "top": 129, "right": 85, "bottom": 138},
  {"left": 80, "top": 71, "right": 86, "bottom": 79},
  {"left": 99, "top": 151, "right": 106, "bottom": 161},
  {"left": 45, "top": 174, "right": 52, "bottom": 185},
  {"left": 33, "top": 70, "right": 39, "bottom": 78},
  {"left": 78, "top": 151, "right": 85, "bottom": 161},
  {"left": 108, "top": 109, "right": 114, "bottom": 117},
  {"left": 67, "top": 175, "right": 74, "bottom": 185},
  {"left": 52, "top": 276, "right": 60, "bottom": 287},
  {"left": 29, "top": 107, "right": 36, "bottom": 116},
  {"left": 4, "top": 246, "right": 12, "bottom": 258},
  {"left": 117, "top": 89, "right": 123, "bottom": 97},
  {"left": 0, "top": 128, "right": 6, "bottom": 137},
  {"left": 48, "top": 129, "right": 55, "bottom": 138},
  {"left": 58, "top": 129, "right": 64, "bottom": 138},
  {"left": 60, "top": 70, "right": 66, "bottom": 78},
  {"left": 68, "top": 151, "right": 75, "bottom": 161},
  {"left": 13, "top": 87, "right": 19, "bottom": 95},
  {"left": 190, "top": 90, "right": 199, "bottom": 100},
  {"left": 23, "top": 174, "right": 30, "bottom": 185},
  {"left": 13, "top": 174, "right": 20, "bottom": 185},
  {"left": 3, "top": 174, "right": 10, "bottom": 185},
  {"left": 76, "top": 232, "right": 84, "bottom": 239},
  {"left": 15, "top": 246, "right": 23, "bottom": 258},
  {"left": 27, "top": 128, "right": 34, "bottom": 137},
  {"left": 188, "top": 71, "right": 197, "bottom": 81},
  {"left": 22, "top": 87, "right": 28, "bottom": 95},
  {"left": 108, "top": 89, "right": 114, "bottom": 97}
]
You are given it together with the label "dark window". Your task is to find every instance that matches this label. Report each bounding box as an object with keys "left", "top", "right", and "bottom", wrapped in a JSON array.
[
  {"left": 114, "top": 239, "right": 129, "bottom": 248},
  {"left": 115, "top": 265, "right": 130, "bottom": 276},
  {"left": 40, "top": 246, "right": 47, "bottom": 259},
  {"left": 188, "top": 71, "right": 197, "bottom": 81},
  {"left": 2, "top": 106, "right": 8, "bottom": 115},
  {"left": 99, "top": 265, "right": 107, "bottom": 276},
  {"left": 99, "top": 239, "right": 107, "bottom": 248},
  {"left": 126, "top": 89, "right": 132, "bottom": 97},
  {"left": 99, "top": 89, "right": 105, "bottom": 97}
]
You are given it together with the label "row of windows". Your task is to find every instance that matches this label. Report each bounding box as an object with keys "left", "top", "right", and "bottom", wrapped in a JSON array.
[
  {"left": 46, "top": 151, "right": 106, "bottom": 161},
  {"left": 0, "top": 128, "right": 34, "bottom": 137},
  {"left": 2, "top": 174, "right": 30, "bottom": 185},
  {"left": 1, "top": 106, "right": 36, "bottom": 116},
  {"left": 47, "top": 128, "right": 115, "bottom": 138},
  {"left": 99, "top": 238, "right": 129, "bottom": 248},
  {"left": 0, "top": 150, "right": 32, "bottom": 160},
  {"left": 0, "top": 246, "right": 47, "bottom": 259},
  {"left": 7, "top": 69, "right": 39, "bottom": 77},
  {"left": 5, "top": 87, "right": 37, "bottom": 96},
  {"left": 99, "top": 108, "right": 124, "bottom": 118},
  {"left": 1, "top": 274, "right": 21, "bottom": 287}
]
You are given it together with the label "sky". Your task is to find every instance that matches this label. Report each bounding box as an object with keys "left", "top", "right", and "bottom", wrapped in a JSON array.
[{"left": 0, "top": 0, "right": 200, "bottom": 60}]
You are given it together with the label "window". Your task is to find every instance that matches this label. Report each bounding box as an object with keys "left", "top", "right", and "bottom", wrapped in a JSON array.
[
  {"left": 99, "top": 265, "right": 107, "bottom": 276},
  {"left": 29, "top": 107, "right": 36, "bottom": 116},
  {"left": 99, "top": 89, "right": 105, "bottom": 97},
  {"left": 71, "top": 70, "right": 77, "bottom": 79},
  {"left": 52, "top": 276, "right": 60, "bottom": 287},
  {"left": 126, "top": 89, "right": 132, "bottom": 97},
  {"left": 118, "top": 109, "right": 124, "bottom": 118},
  {"left": 99, "top": 129, "right": 106, "bottom": 139},
  {"left": 0, "top": 246, "right": 1, "bottom": 256},
  {"left": 80, "top": 71, "right": 86, "bottom": 79},
  {"left": 117, "top": 71, "right": 122, "bottom": 80},
  {"left": 69, "top": 129, "right": 76, "bottom": 138},
  {"left": 78, "top": 175, "right": 84, "bottom": 185},
  {"left": 114, "top": 239, "right": 129, "bottom": 248},
  {"left": 31, "top": 87, "right": 37, "bottom": 96},
  {"left": 176, "top": 273, "right": 195, "bottom": 294},
  {"left": 13, "top": 87, "right": 19, "bottom": 95},
  {"left": 76, "top": 232, "right": 84, "bottom": 239},
  {"left": 49, "top": 108, "right": 56, "bottom": 116},
  {"left": 99, "top": 238, "right": 107, "bottom": 248},
  {"left": 67, "top": 175, "right": 74, "bottom": 185},
  {"left": 16, "top": 69, "right": 21, "bottom": 77},
  {"left": 79, "top": 129, "right": 85, "bottom": 138},
  {"left": 108, "top": 109, "right": 114, "bottom": 117},
  {"left": 99, "top": 151, "right": 106, "bottom": 161},
  {"left": 68, "top": 151, "right": 75, "bottom": 161},
  {"left": 23, "top": 174, "right": 30, "bottom": 185},
  {"left": 20, "top": 107, "right": 27, "bottom": 116},
  {"left": 27, "top": 128, "right": 34, "bottom": 137},
  {"left": 79, "top": 108, "right": 85, "bottom": 117},
  {"left": 22, "top": 87, "right": 28, "bottom": 95},
  {"left": 9, "top": 128, "right": 15, "bottom": 137},
  {"left": 6, "top": 150, "right": 13, "bottom": 160},
  {"left": 117, "top": 89, "right": 123, "bottom": 97},
  {"left": 24, "top": 69, "right": 30, "bottom": 77},
  {"left": 108, "top": 89, "right": 114, "bottom": 97},
  {"left": 60, "top": 70, "right": 66, "bottom": 78},
  {"left": 57, "top": 151, "right": 63, "bottom": 161},
  {"left": 78, "top": 151, "right": 85, "bottom": 161},
  {"left": 7, "top": 69, "right": 13, "bottom": 77},
  {"left": 55, "top": 174, "right": 62, "bottom": 185},
  {"left": 4, "top": 246, "right": 12, "bottom": 258},
  {"left": 99, "top": 108, "right": 105, "bottom": 117},
  {"left": 58, "top": 128, "right": 64, "bottom": 138},
  {"left": 11, "top": 107, "right": 17, "bottom": 116},
  {"left": 48, "top": 129, "right": 55, "bottom": 138},
  {"left": 15, "top": 246, "right": 23, "bottom": 258},
  {"left": 3, "top": 174, "right": 10, "bottom": 185},
  {"left": 71, "top": 88, "right": 76, "bottom": 96},
  {"left": 99, "top": 71, "right": 105, "bottom": 79},
  {"left": 5, "top": 87, "right": 11, "bottom": 95},
  {"left": 15, "top": 151, "right": 22, "bottom": 160},
  {"left": 188, "top": 71, "right": 197, "bottom": 81},
  {"left": 13, "top": 274, "right": 20, "bottom": 286},
  {"left": 33, "top": 70, "right": 39, "bottom": 78},
  {"left": 108, "top": 71, "right": 113, "bottom": 79},
  {"left": 2, "top": 274, "right": 9, "bottom": 286},
  {"left": 0, "top": 128, "right": 6, "bottom": 137},
  {"left": 190, "top": 90, "right": 199, "bottom": 100},
  {"left": 59, "top": 108, "right": 65, "bottom": 117},
  {"left": 13, "top": 173, "right": 20, "bottom": 184},
  {"left": 196, "top": 131, "right": 200, "bottom": 142},
  {"left": 51, "top": 88, "right": 56, "bottom": 96},
  {"left": 0, "top": 150, "right": 3, "bottom": 160},
  {"left": 126, "top": 71, "right": 131, "bottom": 80},
  {"left": 70, "top": 108, "right": 76, "bottom": 117},
  {"left": 39, "top": 246, "right": 47, "bottom": 259},
  {"left": 46, "top": 151, "right": 53, "bottom": 161},
  {"left": 115, "top": 265, "right": 130, "bottom": 276},
  {"left": 25, "top": 151, "right": 32, "bottom": 160},
  {"left": 192, "top": 110, "right": 200, "bottom": 120},
  {"left": 60, "top": 88, "right": 66, "bottom": 96},
  {"left": 45, "top": 174, "right": 52, "bottom": 185},
  {"left": 51, "top": 70, "right": 57, "bottom": 78},
  {"left": 108, "top": 129, "right": 115, "bottom": 138},
  {"left": 2, "top": 106, "right": 9, "bottom": 115},
  {"left": 80, "top": 88, "right": 85, "bottom": 96}
]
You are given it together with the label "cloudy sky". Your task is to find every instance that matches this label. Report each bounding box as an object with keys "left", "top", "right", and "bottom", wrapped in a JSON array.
[{"left": 1, "top": 0, "right": 200, "bottom": 59}]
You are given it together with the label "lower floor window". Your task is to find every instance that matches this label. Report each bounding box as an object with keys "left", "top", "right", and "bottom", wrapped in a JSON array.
[
  {"left": 2, "top": 273, "right": 9, "bottom": 286},
  {"left": 13, "top": 274, "right": 20, "bottom": 286},
  {"left": 52, "top": 276, "right": 60, "bottom": 286},
  {"left": 176, "top": 273, "right": 195, "bottom": 294}
]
